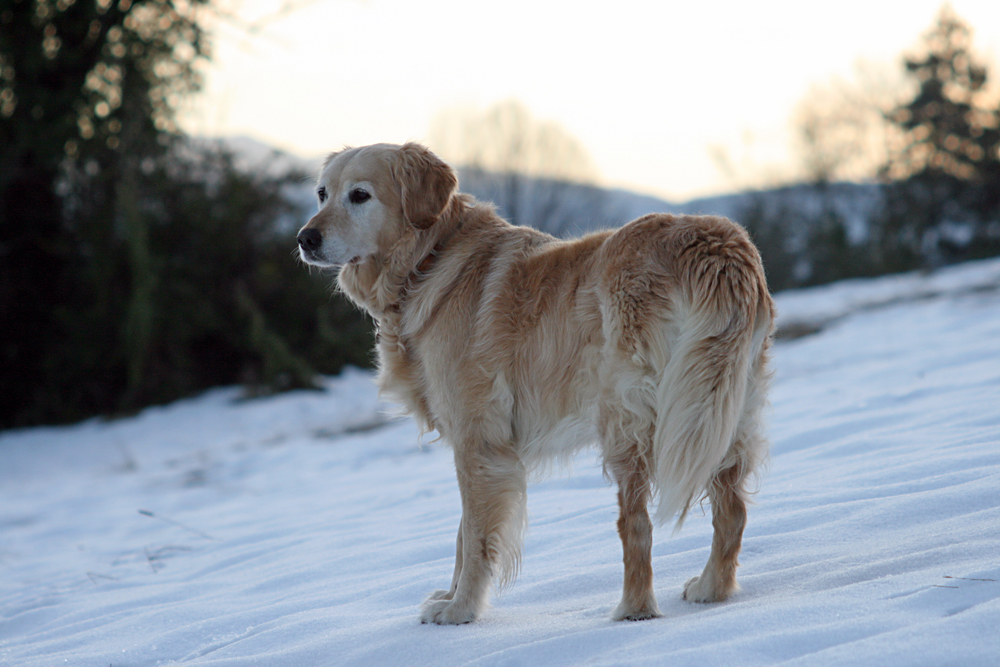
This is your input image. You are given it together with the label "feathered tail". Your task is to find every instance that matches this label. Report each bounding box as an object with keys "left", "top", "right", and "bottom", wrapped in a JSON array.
[{"left": 650, "top": 243, "right": 773, "bottom": 530}]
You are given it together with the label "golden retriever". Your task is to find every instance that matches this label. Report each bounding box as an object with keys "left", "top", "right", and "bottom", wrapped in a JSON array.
[{"left": 297, "top": 142, "right": 775, "bottom": 624}]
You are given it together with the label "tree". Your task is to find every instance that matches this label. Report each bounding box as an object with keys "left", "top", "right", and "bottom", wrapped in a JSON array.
[
  {"left": 793, "top": 63, "right": 903, "bottom": 184},
  {"left": 428, "top": 99, "right": 603, "bottom": 235},
  {"left": 0, "top": 0, "right": 211, "bottom": 426},
  {"left": 883, "top": 7, "right": 998, "bottom": 182},
  {"left": 877, "top": 6, "right": 1000, "bottom": 267},
  {"left": 0, "top": 1, "right": 372, "bottom": 428}
]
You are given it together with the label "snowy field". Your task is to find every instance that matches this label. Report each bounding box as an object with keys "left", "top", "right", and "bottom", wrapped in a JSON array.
[{"left": 2, "top": 258, "right": 1000, "bottom": 666}]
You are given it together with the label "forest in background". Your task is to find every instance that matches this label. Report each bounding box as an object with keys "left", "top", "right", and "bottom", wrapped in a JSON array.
[
  {"left": 1, "top": 0, "right": 371, "bottom": 429},
  {"left": 1, "top": 2, "right": 998, "bottom": 428}
]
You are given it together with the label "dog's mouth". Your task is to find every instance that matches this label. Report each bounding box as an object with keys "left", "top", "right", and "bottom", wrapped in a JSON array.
[
  {"left": 332, "top": 255, "right": 363, "bottom": 271},
  {"left": 299, "top": 248, "right": 363, "bottom": 269},
  {"left": 336, "top": 256, "right": 362, "bottom": 271}
]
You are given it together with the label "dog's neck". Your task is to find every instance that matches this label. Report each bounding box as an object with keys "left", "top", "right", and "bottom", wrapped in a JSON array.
[
  {"left": 370, "top": 238, "right": 448, "bottom": 343},
  {"left": 397, "top": 238, "right": 448, "bottom": 305}
]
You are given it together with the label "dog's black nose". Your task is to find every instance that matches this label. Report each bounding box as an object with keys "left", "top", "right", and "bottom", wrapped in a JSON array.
[{"left": 297, "top": 228, "right": 322, "bottom": 251}]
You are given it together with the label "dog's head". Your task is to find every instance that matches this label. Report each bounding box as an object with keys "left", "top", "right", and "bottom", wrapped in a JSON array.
[{"left": 296, "top": 142, "right": 458, "bottom": 269}]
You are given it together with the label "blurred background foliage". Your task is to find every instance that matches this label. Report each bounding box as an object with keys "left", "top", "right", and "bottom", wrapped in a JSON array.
[
  {"left": 1, "top": 0, "right": 370, "bottom": 429},
  {"left": 744, "top": 5, "right": 1000, "bottom": 288},
  {"left": 1, "top": 2, "right": 998, "bottom": 428}
]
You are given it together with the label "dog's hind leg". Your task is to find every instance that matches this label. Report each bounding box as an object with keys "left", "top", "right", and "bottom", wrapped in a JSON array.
[
  {"left": 608, "top": 449, "right": 662, "bottom": 621},
  {"left": 683, "top": 339, "right": 770, "bottom": 604},
  {"left": 683, "top": 464, "right": 746, "bottom": 602},
  {"left": 421, "top": 442, "right": 527, "bottom": 624}
]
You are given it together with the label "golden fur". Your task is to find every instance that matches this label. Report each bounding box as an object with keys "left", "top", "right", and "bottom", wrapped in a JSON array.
[{"left": 297, "top": 142, "right": 775, "bottom": 624}]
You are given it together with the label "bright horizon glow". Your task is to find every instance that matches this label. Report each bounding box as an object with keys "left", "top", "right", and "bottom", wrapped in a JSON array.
[{"left": 180, "top": 0, "right": 1000, "bottom": 202}]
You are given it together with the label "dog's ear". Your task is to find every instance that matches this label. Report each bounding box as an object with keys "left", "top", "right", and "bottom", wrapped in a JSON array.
[{"left": 392, "top": 143, "right": 458, "bottom": 230}]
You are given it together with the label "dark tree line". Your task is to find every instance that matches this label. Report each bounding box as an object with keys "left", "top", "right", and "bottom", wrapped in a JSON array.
[{"left": 1, "top": 0, "right": 370, "bottom": 429}]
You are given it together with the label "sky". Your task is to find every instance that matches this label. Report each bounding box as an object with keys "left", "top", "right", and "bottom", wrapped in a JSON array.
[{"left": 180, "top": 0, "right": 1000, "bottom": 201}]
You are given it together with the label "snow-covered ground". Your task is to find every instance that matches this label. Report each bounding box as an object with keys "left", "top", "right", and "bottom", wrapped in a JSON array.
[{"left": 2, "top": 258, "right": 1000, "bottom": 666}]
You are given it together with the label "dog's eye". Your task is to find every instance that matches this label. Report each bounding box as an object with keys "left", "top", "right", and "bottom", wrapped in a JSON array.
[
  {"left": 317, "top": 186, "right": 327, "bottom": 204},
  {"left": 348, "top": 188, "right": 371, "bottom": 205}
]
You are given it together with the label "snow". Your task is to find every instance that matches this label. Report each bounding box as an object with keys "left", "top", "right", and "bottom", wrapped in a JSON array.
[{"left": 3, "top": 258, "right": 1000, "bottom": 666}]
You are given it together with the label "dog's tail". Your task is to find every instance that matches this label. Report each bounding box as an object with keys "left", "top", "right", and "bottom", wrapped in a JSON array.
[{"left": 650, "top": 230, "right": 773, "bottom": 530}]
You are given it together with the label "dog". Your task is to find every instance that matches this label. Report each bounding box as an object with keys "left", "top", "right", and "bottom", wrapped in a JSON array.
[{"left": 297, "top": 142, "right": 775, "bottom": 624}]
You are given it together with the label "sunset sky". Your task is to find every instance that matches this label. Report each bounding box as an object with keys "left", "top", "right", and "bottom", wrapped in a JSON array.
[{"left": 180, "top": 0, "right": 1000, "bottom": 201}]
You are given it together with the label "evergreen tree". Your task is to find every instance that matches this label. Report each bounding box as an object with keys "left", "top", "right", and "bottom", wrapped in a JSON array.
[{"left": 878, "top": 6, "right": 1000, "bottom": 267}]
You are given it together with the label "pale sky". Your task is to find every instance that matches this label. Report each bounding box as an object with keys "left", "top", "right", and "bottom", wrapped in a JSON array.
[{"left": 181, "top": 0, "right": 1000, "bottom": 201}]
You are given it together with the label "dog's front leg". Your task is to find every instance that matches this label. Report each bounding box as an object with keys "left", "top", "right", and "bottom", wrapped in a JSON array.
[
  {"left": 424, "top": 515, "right": 463, "bottom": 602},
  {"left": 421, "top": 443, "right": 527, "bottom": 625}
]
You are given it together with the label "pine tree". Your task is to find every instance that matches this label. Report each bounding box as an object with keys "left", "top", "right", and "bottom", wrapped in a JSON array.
[
  {"left": 878, "top": 6, "right": 1000, "bottom": 267},
  {"left": 884, "top": 7, "right": 998, "bottom": 181}
]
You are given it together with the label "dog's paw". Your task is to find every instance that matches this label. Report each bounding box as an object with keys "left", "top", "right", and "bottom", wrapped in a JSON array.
[
  {"left": 683, "top": 575, "right": 736, "bottom": 603},
  {"left": 612, "top": 595, "right": 662, "bottom": 621},
  {"left": 424, "top": 589, "right": 454, "bottom": 602},
  {"left": 683, "top": 575, "right": 715, "bottom": 602},
  {"left": 612, "top": 604, "right": 662, "bottom": 622},
  {"left": 420, "top": 598, "right": 478, "bottom": 625}
]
